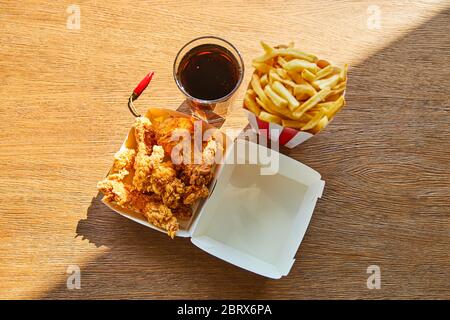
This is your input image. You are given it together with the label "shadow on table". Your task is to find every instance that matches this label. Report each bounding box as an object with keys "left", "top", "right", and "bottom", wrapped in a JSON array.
[
  {"left": 42, "top": 5, "right": 450, "bottom": 299},
  {"left": 43, "top": 193, "right": 269, "bottom": 299}
]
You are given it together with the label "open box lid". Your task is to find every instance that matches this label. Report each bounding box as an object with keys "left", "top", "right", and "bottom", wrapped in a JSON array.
[{"left": 189, "top": 139, "right": 325, "bottom": 279}]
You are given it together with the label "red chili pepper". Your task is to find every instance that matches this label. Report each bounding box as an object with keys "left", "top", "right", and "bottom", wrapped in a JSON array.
[{"left": 132, "top": 71, "right": 154, "bottom": 99}]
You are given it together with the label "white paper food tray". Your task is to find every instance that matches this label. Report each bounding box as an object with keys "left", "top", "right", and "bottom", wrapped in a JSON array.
[{"left": 101, "top": 109, "right": 325, "bottom": 279}]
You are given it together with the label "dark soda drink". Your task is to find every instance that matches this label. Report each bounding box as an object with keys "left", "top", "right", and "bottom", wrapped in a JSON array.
[{"left": 177, "top": 44, "right": 241, "bottom": 101}]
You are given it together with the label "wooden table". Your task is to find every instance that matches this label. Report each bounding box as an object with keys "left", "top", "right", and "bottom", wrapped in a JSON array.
[{"left": 0, "top": 0, "right": 449, "bottom": 299}]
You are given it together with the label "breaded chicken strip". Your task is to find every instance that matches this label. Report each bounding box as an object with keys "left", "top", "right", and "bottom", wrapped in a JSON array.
[
  {"left": 130, "top": 117, "right": 194, "bottom": 217},
  {"left": 183, "top": 185, "right": 210, "bottom": 205},
  {"left": 132, "top": 116, "right": 163, "bottom": 192},
  {"left": 97, "top": 179, "right": 179, "bottom": 238},
  {"left": 180, "top": 138, "right": 220, "bottom": 187},
  {"left": 97, "top": 177, "right": 130, "bottom": 207},
  {"left": 108, "top": 148, "right": 136, "bottom": 180},
  {"left": 128, "top": 191, "right": 179, "bottom": 238}
]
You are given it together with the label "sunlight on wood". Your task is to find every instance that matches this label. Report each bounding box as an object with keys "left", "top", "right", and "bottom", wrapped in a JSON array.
[{"left": 0, "top": 0, "right": 449, "bottom": 299}]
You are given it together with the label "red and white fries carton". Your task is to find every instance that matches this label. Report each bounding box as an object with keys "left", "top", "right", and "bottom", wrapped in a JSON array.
[
  {"left": 102, "top": 108, "right": 325, "bottom": 279},
  {"left": 245, "top": 109, "right": 314, "bottom": 148}
]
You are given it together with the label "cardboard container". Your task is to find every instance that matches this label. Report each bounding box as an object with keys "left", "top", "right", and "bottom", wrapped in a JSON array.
[
  {"left": 244, "top": 68, "right": 346, "bottom": 149},
  {"left": 101, "top": 108, "right": 325, "bottom": 278},
  {"left": 245, "top": 109, "right": 314, "bottom": 149}
]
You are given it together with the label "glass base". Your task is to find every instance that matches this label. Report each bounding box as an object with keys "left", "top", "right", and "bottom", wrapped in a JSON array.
[{"left": 176, "top": 100, "right": 226, "bottom": 128}]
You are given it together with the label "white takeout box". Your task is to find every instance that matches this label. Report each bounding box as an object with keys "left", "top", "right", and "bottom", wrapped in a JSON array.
[{"left": 102, "top": 108, "right": 325, "bottom": 279}]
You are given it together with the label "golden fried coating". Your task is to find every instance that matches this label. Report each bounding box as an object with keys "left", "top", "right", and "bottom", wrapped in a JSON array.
[
  {"left": 134, "top": 116, "right": 153, "bottom": 150},
  {"left": 97, "top": 178, "right": 179, "bottom": 238},
  {"left": 154, "top": 117, "right": 195, "bottom": 155},
  {"left": 183, "top": 185, "right": 210, "bottom": 205},
  {"left": 180, "top": 138, "right": 220, "bottom": 186},
  {"left": 152, "top": 172, "right": 185, "bottom": 209},
  {"left": 128, "top": 191, "right": 179, "bottom": 239},
  {"left": 132, "top": 117, "right": 156, "bottom": 191},
  {"left": 97, "top": 177, "right": 130, "bottom": 207},
  {"left": 109, "top": 148, "right": 136, "bottom": 180},
  {"left": 172, "top": 204, "right": 194, "bottom": 220},
  {"left": 98, "top": 115, "right": 222, "bottom": 238},
  {"left": 134, "top": 145, "right": 166, "bottom": 192}
]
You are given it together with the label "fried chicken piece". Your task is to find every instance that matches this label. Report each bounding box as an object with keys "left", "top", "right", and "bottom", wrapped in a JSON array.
[
  {"left": 132, "top": 117, "right": 196, "bottom": 212},
  {"left": 108, "top": 148, "right": 135, "bottom": 180},
  {"left": 182, "top": 185, "right": 210, "bottom": 205},
  {"left": 134, "top": 144, "right": 166, "bottom": 192},
  {"left": 97, "top": 177, "right": 130, "bottom": 207},
  {"left": 128, "top": 192, "right": 179, "bottom": 238},
  {"left": 132, "top": 117, "right": 152, "bottom": 190},
  {"left": 150, "top": 168, "right": 185, "bottom": 208},
  {"left": 134, "top": 116, "right": 154, "bottom": 150},
  {"left": 132, "top": 116, "right": 186, "bottom": 204},
  {"left": 148, "top": 139, "right": 217, "bottom": 209},
  {"left": 97, "top": 178, "right": 179, "bottom": 238},
  {"left": 202, "top": 138, "right": 220, "bottom": 165},
  {"left": 147, "top": 160, "right": 177, "bottom": 193},
  {"left": 154, "top": 117, "right": 195, "bottom": 156},
  {"left": 135, "top": 143, "right": 187, "bottom": 209},
  {"left": 172, "top": 203, "right": 193, "bottom": 220},
  {"left": 133, "top": 145, "right": 165, "bottom": 191},
  {"left": 132, "top": 117, "right": 165, "bottom": 192},
  {"left": 178, "top": 140, "right": 219, "bottom": 205},
  {"left": 180, "top": 138, "right": 220, "bottom": 186},
  {"left": 97, "top": 148, "right": 135, "bottom": 204},
  {"left": 142, "top": 148, "right": 210, "bottom": 211}
]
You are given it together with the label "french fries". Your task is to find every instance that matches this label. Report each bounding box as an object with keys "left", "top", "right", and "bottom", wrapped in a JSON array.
[
  {"left": 313, "top": 74, "right": 340, "bottom": 90},
  {"left": 272, "top": 81, "right": 299, "bottom": 111},
  {"left": 243, "top": 41, "right": 348, "bottom": 134},
  {"left": 283, "top": 59, "right": 320, "bottom": 73},
  {"left": 293, "top": 83, "right": 316, "bottom": 97},
  {"left": 301, "top": 69, "right": 316, "bottom": 83},
  {"left": 264, "top": 85, "right": 288, "bottom": 109},
  {"left": 259, "top": 111, "right": 282, "bottom": 125},
  {"left": 254, "top": 41, "right": 318, "bottom": 63},
  {"left": 244, "top": 92, "right": 261, "bottom": 116},
  {"left": 292, "top": 88, "right": 331, "bottom": 118}
]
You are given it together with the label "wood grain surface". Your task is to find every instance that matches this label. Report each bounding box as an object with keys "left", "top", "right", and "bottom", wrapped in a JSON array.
[{"left": 0, "top": 0, "right": 449, "bottom": 299}]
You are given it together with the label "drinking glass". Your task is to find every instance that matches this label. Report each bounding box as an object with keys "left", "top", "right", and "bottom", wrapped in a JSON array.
[{"left": 173, "top": 36, "right": 244, "bottom": 124}]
